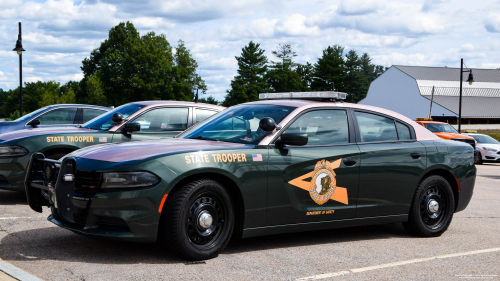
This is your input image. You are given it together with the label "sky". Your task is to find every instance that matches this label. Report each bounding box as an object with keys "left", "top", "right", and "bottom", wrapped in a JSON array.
[{"left": 1, "top": 0, "right": 500, "bottom": 101}]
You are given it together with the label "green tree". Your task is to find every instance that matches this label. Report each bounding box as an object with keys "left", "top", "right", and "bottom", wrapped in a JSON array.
[
  {"left": 312, "top": 45, "right": 345, "bottom": 91},
  {"left": 296, "top": 62, "right": 314, "bottom": 91},
  {"left": 0, "top": 89, "right": 9, "bottom": 117},
  {"left": 81, "top": 22, "right": 204, "bottom": 106},
  {"left": 343, "top": 50, "right": 364, "bottom": 103},
  {"left": 198, "top": 95, "right": 218, "bottom": 105},
  {"left": 266, "top": 44, "right": 302, "bottom": 92},
  {"left": 223, "top": 41, "right": 270, "bottom": 106},
  {"left": 85, "top": 71, "right": 108, "bottom": 106}
]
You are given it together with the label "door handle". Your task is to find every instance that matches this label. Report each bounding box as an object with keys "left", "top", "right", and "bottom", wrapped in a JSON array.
[
  {"left": 410, "top": 152, "right": 421, "bottom": 159},
  {"left": 343, "top": 158, "right": 357, "bottom": 166}
]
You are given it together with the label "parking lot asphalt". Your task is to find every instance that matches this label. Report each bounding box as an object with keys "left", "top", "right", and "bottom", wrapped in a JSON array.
[{"left": 0, "top": 164, "right": 498, "bottom": 281}]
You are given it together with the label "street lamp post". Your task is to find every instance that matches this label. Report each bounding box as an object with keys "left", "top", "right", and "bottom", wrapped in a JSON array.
[
  {"left": 458, "top": 58, "right": 474, "bottom": 133},
  {"left": 12, "top": 22, "right": 26, "bottom": 117}
]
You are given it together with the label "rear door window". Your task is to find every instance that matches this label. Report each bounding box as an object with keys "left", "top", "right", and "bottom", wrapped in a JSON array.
[
  {"left": 355, "top": 112, "right": 398, "bottom": 142},
  {"left": 83, "top": 109, "right": 107, "bottom": 123}
]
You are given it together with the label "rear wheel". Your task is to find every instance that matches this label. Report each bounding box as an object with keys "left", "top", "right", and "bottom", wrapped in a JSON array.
[
  {"left": 474, "top": 151, "right": 483, "bottom": 165},
  {"left": 159, "top": 179, "right": 234, "bottom": 260},
  {"left": 403, "top": 175, "right": 455, "bottom": 237}
]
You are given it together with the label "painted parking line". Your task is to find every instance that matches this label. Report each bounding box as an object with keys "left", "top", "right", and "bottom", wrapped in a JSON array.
[
  {"left": 0, "top": 260, "right": 43, "bottom": 281},
  {"left": 296, "top": 247, "right": 500, "bottom": 280},
  {"left": 0, "top": 218, "right": 36, "bottom": 220}
]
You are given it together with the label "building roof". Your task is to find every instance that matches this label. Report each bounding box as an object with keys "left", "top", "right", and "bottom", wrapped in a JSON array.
[{"left": 394, "top": 65, "right": 500, "bottom": 83}]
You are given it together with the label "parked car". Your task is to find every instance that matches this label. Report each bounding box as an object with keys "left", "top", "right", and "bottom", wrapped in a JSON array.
[
  {"left": 0, "top": 101, "right": 224, "bottom": 192},
  {"left": 463, "top": 133, "right": 500, "bottom": 164},
  {"left": 0, "top": 104, "right": 110, "bottom": 134},
  {"left": 26, "top": 92, "right": 476, "bottom": 261}
]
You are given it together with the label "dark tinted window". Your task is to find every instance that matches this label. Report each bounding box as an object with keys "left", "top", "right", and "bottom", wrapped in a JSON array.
[
  {"left": 424, "top": 123, "right": 458, "bottom": 133},
  {"left": 285, "top": 110, "right": 349, "bottom": 145},
  {"left": 396, "top": 122, "right": 412, "bottom": 140},
  {"left": 355, "top": 112, "right": 398, "bottom": 142},
  {"left": 134, "top": 108, "right": 188, "bottom": 131},
  {"left": 83, "top": 109, "right": 107, "bottom": 123},
  {"left": 38, "top": 108, "right": 77, "bottom": 125},
  {"left": 83, "top": 103, "right": 145, "bottom": 131},
  {"left": 196, "top": 108, "right": 218, "bottom": 123}
]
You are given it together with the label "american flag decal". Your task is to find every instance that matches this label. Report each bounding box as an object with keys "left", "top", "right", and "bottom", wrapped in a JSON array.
[
  {"left": 99, "top": 137, "right": 107, "bottom": 142},
  {"left": 252, "top": 154, "right": 262, "bottom": 161}
]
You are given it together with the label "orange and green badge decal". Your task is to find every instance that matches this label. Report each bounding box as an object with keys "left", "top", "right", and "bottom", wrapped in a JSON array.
[{"left": 288, "top": 159, "right": 348, "bottom": 205}]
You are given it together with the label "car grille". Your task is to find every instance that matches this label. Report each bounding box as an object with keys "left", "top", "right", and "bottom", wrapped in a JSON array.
[
  {"left": 73, "top": 213, "right": 89, "bottom": 226},
  {"left": 451, "top": 138, "right": 475, "bottom": 149},
  {"left": 0, "top": 175, "right": 9, "bottom": 185}
]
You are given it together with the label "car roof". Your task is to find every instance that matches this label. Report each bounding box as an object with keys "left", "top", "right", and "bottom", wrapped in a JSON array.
[
  {"left": 46, "top": 104, "right": 111, "bottom": 110},
  {"left": 415, "top": 121, "right": 448, "bottom": 124},
  {"left": 130, "top": 101, "right": 224, "bottom": 110}
]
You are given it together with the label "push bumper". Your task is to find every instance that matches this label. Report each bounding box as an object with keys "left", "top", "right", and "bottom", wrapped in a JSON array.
[{"left": 25, "top": 153, "right": 162, "bottom": 242}]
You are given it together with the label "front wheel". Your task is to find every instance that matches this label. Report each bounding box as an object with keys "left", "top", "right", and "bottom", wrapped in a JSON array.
[
  {"left": 403, "top": 175, "right": 455, "bottom": 237},
  {"left": 159, "top": 179, "right": 234, "bottom": 260}
]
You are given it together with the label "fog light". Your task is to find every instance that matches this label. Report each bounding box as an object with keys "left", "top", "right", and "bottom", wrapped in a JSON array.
[{"left": 63, "top": 174, "right": 74, "bottom": 182}]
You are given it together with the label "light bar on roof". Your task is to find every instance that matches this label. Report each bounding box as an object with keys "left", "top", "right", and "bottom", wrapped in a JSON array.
[{"left": 259, "top": 91, "right": 347, "bottom": 100}]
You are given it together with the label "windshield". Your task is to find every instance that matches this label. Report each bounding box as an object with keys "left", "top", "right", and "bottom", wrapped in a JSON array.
[
  {"left": 82, "top": 104, "right": 145, "bottom": 131},
  {"left": 14, "top": 107, "right": 50, "bottom": 122},
  {"left": 424, "top": 123, "right": 458, "bottom": 133},
  {"left": 179, "top": 105, "right": 295, "bottom": 144},
  {"left": 470, "top": 135, "right": 500, "bottom": 144}
]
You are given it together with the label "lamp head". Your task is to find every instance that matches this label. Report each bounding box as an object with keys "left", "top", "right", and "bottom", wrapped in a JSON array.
[
  {"left": 466, "top": 70, "right": 474, "bottom": 85},
  {"left": 12, "top": 39, "right": 25, "bottom": 55}
]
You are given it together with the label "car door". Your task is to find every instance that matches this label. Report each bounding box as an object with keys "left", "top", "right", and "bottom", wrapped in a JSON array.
[
  {"left": 353, "top": 110, "right": 427, "bottom": 218},
  {"left": 24, "top": 107, "right": 78, "bottom": 129},
  {"left": 112, "top": 106, "right": 191, "bottom": 142},
  {"left": 267, "top": 108, "right": 360, "bottom": 226}
]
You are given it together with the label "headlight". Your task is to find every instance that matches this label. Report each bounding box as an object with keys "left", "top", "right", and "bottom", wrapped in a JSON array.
[
  {"left": 0, "top": 146, "right": 29, "bottom": 157},
  {"left": 101, "top": 172, "right": 159, "bottom": 189},
  {"left": 483, "top": 147, "right": 498, "bottom": 152}
]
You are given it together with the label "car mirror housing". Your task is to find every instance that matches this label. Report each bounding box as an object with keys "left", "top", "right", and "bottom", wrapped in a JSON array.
[
  {"left": 278, "top": 132, "right": 308, "bottom": 146},
  {"left": 124, "top": 122, "right": 140, "bottom": 134},
  {"left": 27, "top": 119, "right": 40, "bottom": 127},
  {"left": 112, "top": 113, "right": 124, "bottom": 123},
  {"left": 259, "top": 117, "right": 279, "bottom": 132}
]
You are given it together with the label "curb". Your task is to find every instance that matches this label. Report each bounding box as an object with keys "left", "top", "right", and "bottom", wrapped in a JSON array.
[{"left": 0, "top": 260, "right": 43, "bottom": 281}]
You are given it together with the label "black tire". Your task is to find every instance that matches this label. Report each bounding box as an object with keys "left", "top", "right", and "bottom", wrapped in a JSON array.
[
  {"left": 403, "top": 175, "right": 455, "bottom": 237},
  {"left": 45, "top": 152, "right": 69, "bottom": 160},
  {"left": 159, "top": 179, "right": 234, "bottom": 260},
  {"left": 474, "top": 151, "right": 483, "bottom": 165}
]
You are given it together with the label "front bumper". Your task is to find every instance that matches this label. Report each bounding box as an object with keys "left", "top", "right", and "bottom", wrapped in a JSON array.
[
  {"left": 480, "top": 149, "right": 500, "bottom": 162},
  {"left": 25, "top": 153, "right": 165, "bottom": 242},
  {"left": 0, "top": 154, "right": 31, "bottom": 192}
]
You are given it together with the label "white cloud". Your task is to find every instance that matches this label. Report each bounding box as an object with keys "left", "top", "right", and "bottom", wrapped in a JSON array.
[
  {"left": 484, "top": 13, "right": 500, "bottom": 33},
  {"left": 275, "top": 14, "right": 320, "bottom": 37},
  {"left": 338, "top": 0, "right": 386, "bottom": 15}
]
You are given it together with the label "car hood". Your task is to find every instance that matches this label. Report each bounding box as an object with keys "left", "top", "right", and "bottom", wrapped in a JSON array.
[
  {"left": 71, "top": 138, "right": 250, "bottom": 162},
  {"left": 434, "top": 132, "right": 475, "bottom": 140},
  {"left": 0, "top": 127, "right": 98, "bottom": 142},
  {"left": 0, "top": 122, "right": 23, "bottom": 134}
]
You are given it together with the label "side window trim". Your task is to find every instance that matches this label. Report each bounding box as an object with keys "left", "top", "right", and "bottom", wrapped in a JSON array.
[
  {"left": 117, "top": 106, "right": 189, "bottom": 133},
  {"left": 75, "top": 108, "right": 83, "bottom": 124},
  {"left": 270, "top": 107, "right": 354, "bottom": 147},
  {"left": 352, "top": 109, "right": 416, "bottom": 144}
]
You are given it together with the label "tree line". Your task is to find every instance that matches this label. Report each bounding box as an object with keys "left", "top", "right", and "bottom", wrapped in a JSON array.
[
  {"left": 223, "top": 42, "right": 386, "bottom": 106},
  {"left": 0, "top": 22, "right": 386, "bottom": 118}
]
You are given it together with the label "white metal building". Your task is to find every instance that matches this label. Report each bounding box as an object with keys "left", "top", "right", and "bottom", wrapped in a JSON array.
[{"left": 359, "top": 65, "right": 500, "bottom": 124}]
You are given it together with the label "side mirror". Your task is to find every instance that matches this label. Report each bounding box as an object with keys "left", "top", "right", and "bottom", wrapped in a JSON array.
[
  {"left": 278, "top": 132, "right": 308, "bottom": 146},
  {"left": 124, "top": 122, "right": 140, "bottom": 134},
  {"left": 27, "top": 119, "right": 40, "bottom": 127},
  {"left": 259, "top": 117, "right": 280, "bottom": 132},
  {"left": 112, "top": 113, "right": 124, "bottom": 123}
]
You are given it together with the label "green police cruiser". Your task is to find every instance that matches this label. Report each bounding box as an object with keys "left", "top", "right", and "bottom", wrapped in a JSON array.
[
  {"left": 26, "top": 92, "right": 476, "bottom": 260},
  {"left": 0, "top": 101, "right": 223, "bottom": 192}
]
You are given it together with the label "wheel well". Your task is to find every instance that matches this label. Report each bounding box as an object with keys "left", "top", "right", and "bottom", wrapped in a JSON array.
[
  {"left": 421, "top": 169, "right": 459, "bottom": 211},
  {"left": 168, "top": 173, "right": 245, "bottom": 240},
  {"left": 42, "top": 147, "right": 75, "bottom": 158}
]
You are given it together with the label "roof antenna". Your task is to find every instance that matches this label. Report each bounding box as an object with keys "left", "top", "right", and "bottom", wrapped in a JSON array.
[{"left": 195, "top": 88, "right": 199, "bottom": 103}]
